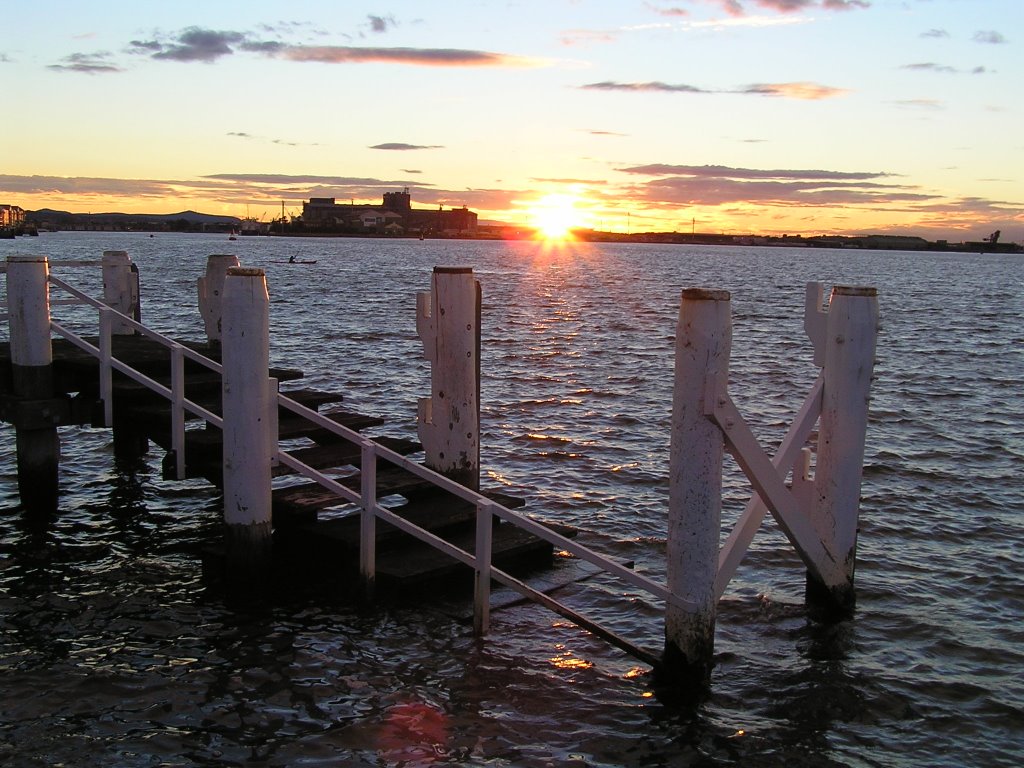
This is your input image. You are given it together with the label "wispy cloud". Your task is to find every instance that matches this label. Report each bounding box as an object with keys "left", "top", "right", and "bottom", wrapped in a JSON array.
[
  {"left": 278, "top": 45, "right": 542, "bottom": 67},
  {"left": 529, "top": 177, "right": 608, "bottom": 185},
  {"left": 891, "top": 99, "right": 944, "bottom": 110},
  {"left": 901, "top": 62, "right": 987, "bottom": 75},
  {"left": 582, "top": 80, "right": 847, "bottom": 99},
  {"left": 618, "top": 164, "right": 891, "bottom": 180},
  {"left": 921, "top": 29, "right": 949, "bottom": 39},
  {"left": 973, "top": 30, "right": 1008, "bottom": 45},
  {"left": 47, "top": 52, "right": 123, "bottom": 74},
  {"left": 740, "top": 82, "right": 848, "bottom": 99},
  {"left": 612, "top": 164, "right": 920, "bottom": 209},
  {"left": 559, "top": 29, "right": 620, "bottom": 46},
  {"left": 652, "top": 0, "right": 868, "bottom": 16},
  {"left": 582, "top": 80, "right": 708, "bottom": 93},
  {"left": 647, "top": 3, "right": 689, "bottom": 16},
  {"left": 369, "top": 143, "right": 444, "bottom": 151},
  {"left": 204, "top": 173, "right": 404, "bottom": 186},
  {"left": 227, "top": 131, "right": 320, "bottom": 147}
]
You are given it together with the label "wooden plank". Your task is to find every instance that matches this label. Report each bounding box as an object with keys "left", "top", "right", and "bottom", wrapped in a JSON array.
[
  {"left": 272, "top": 436, "right": 421, "bottom": 477},
  {"left": 272, "top": 464, "right": 438, "bottom": 516},
  {"left": 277, "top": 407, "right": 384, "bottom": 441},
  {"left": 373, "top": 523, "right": 555, "bottom": 586},
  {"left": 279, "top": 387, "right": 345, "bottom": 409}
]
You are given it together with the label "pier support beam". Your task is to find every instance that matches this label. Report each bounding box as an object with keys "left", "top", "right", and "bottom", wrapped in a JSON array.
[
  {"left": 101, "top": 250, "right": 140, "bottom": 334},
  {"left": 221, "top": 267, "right": 274, "bottom": 575},
  {"left": 197, "top": 254, "right": 240, "bottom": 345},
  {"left": 417, "top": 266, "right": 481, "bottom": 491},
  {"left": 662, "top": 288, "right": 732, "bottom": 687},
  {"left": 807, "top": 286, "right": 878, "bottom": 616},
  {"left": 6, "top": 256, "right": 60, "bottom": 513}
]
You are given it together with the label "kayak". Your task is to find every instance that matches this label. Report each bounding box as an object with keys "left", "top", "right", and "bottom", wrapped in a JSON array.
[{"left": 271, "top": 260, "right": 318, "bottom": 264}]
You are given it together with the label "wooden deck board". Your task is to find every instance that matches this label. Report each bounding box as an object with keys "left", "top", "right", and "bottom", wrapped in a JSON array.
[{"left": 271, "top": 436, "right": 421, "bottom": 477}]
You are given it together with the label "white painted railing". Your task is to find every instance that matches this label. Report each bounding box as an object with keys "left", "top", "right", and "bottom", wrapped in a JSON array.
[
  {"left": 46, "top": 273, "right": 224, "bottom": 482},
  {"left": 12, "top": 257, "right": 674, "bottom": 666},
  {"left": 275, "top": 390, "right": 678, "bottom": 665}
]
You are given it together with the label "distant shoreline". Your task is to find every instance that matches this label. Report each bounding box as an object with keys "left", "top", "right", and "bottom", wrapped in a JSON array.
[
  {"left": 14, "top": 208, "right": 1022, "bottom": 255},
  {"left": 15, "top": 226, "right": 1021, "bottom": 255}
]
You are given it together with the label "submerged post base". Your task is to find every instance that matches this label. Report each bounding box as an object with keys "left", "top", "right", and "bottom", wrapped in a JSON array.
[
  {"left": 223, "top": 521, "right": 273, "bottom": 585},
  {"left": 15, "top": 427, "right": 60, "bottom": 513},
  {"left": 805, "top": 572, "right": 856, "bottom": 621},
  {"left": 656, "top": 638, "right": 714, "bottom": 691}
]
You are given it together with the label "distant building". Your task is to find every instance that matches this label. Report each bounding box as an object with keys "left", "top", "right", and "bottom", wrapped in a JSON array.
[
  {"left": 1, "top": 204, "right": 26, "bottom": 228},
  {"left": 300, "top": 189, "right": 478, "bottom": 235}
]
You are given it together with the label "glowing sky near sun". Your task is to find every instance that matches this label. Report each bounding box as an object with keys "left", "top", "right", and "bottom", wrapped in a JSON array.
[{"left": 1, "top": 0, "right": 1021, "bottom": 241}]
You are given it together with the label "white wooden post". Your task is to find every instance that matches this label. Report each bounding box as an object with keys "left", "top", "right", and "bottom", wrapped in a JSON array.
[
  {"left": 474, "top": 499, "right": 495, "bottom": 636},
  {"left": 101, "top": 250, "right": 138, "bottom": 334},
  {"left": 170, "top": 344, "right": 186, "bottom": 480},
  {"left": 417, "top": 266, "right": 481, "bottom": 490},
  {"left": 99, "top": 307, "right": 114, "bottom": 427},
  {"left": 663, "top": 288, "right": 732, "bottom": 684},
  {"left": 6, "top": 255, "right": 60, "bottom": 512},
  {"left": 808, "top": 286, "right": 878, "bottom": 612},
  {"left": 197, "top": 254, "right": 239, "bottom": 344},
  {"left": 221, "top": 266, "right": 273, "bottom": 571},
  {"left": 359, "top": 438, "right": 377, "bottom": 596}
]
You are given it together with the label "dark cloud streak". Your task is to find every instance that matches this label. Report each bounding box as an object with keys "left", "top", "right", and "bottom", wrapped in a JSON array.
[
  {"left": 280, "top": 45, "right": 540, "bottom": 67},
  {"left": 47, "top": 52, "right": 122, "bottom": 74},
  {"left": 582, "top": 80, "right": 707, "bottom": 93},
  {"left": 581, "top": 80, "right": 847, "bottom": 100},
  {"left": 367, "top": 15, "right": 397, "bottom": 33},
  {"left": 369, "top": 143, "right": 444, "bottom": 151},
  {"left": 902, "top": 62, "right": 988, "bottom": 75},
  {"left": 617, "top": 164, "right": 892, "bottom": 181}
]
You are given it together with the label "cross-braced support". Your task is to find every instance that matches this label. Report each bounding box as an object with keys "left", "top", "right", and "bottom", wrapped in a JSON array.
[{"left": 663, "top": 283, "right": 878, "bottom": 685}]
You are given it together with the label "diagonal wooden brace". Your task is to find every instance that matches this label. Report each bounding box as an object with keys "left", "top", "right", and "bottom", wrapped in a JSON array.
[
  {"left": 704, "top": 376, "right": 847, "bottom": 591},
  {"left": 714, "top": 373, "right": 823, "bottom": 598}
]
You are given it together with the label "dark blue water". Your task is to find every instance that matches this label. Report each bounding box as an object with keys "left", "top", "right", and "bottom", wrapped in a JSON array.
[{"left": 1, "top": 232, "right": 1021, "bottom": 766}]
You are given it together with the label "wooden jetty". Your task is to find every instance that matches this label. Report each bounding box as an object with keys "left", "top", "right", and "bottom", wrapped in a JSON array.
[
  {"left": 0, "top": 332, "right": 571, "bottom": 591},
  {"left": 1, "top": 252, "right": 881, "bottom": 684},
  {"left": 0, "top": 331, "right": 572, "bottom": 591}
]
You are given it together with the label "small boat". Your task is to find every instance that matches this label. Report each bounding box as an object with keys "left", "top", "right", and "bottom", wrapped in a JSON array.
[
  {"left": 271, "top": 259, "right": 318, "bottom": 264},
  {"left": 228, "top": 230, "right": 238, "bottom": 241}
]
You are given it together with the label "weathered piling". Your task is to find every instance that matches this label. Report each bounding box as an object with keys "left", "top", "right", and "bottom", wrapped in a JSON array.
[
  {"left": 807, "top": 286, "right": 878, "bottom": 614},
  {"left": 417, "top": 266, "right": 481, "bottom": 490},
  {"left": 197, "top": 254, "right": 240, "bottom": 344},
  {"left": 220, "top": 266, "right": 274, "bottom": 573},
  {"left": 663, "top": 288, "right": 732, "bottom": 685},
  {"left": 6, "top": 256, "right": 60, "bottom": 512},
  {"left": 101, "top": 250, "right": 139, "bottom": 334}
]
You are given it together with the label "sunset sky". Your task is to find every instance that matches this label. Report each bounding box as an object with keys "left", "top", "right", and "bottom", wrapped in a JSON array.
[{"left": 3, "top": 0, "right": 1021, "bottom": 241}]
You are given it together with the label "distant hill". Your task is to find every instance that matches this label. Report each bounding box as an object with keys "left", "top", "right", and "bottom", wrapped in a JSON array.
[{"left": 27, "top": 209, "right": 242, "bottom": 227}]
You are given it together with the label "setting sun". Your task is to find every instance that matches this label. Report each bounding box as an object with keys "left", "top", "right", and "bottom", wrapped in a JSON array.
[{"left": 530, "top": 194, "right": 586, "bottom": 240}]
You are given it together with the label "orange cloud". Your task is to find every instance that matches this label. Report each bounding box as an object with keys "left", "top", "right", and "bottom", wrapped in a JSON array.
[{"left": 740, "top": 81, "right": 849, "bottom": 99}]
